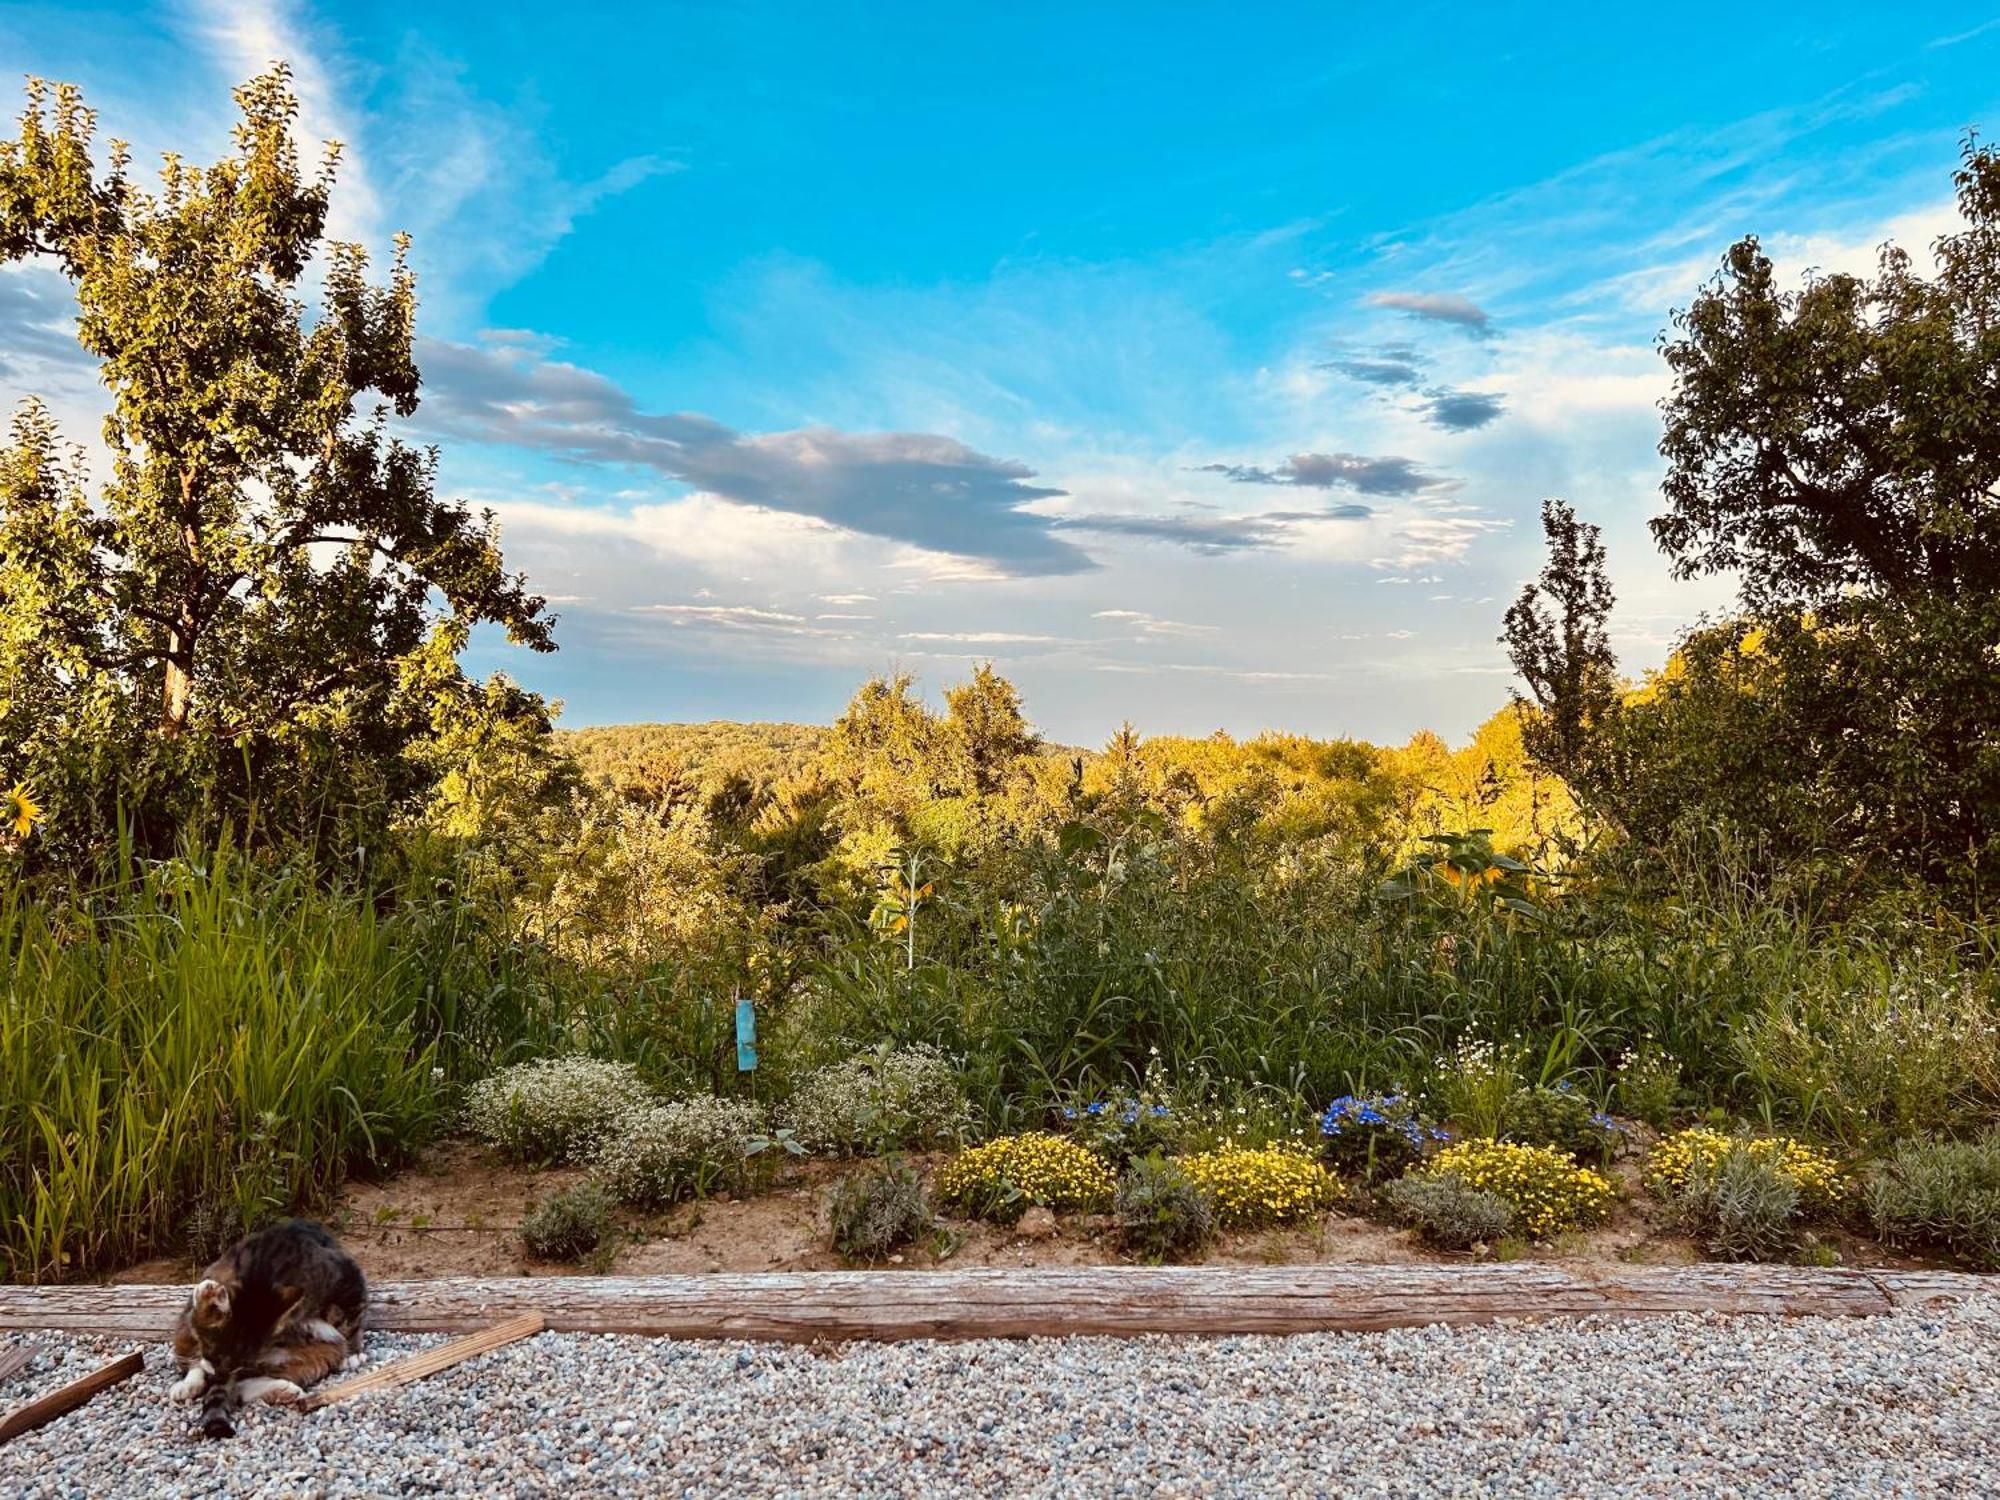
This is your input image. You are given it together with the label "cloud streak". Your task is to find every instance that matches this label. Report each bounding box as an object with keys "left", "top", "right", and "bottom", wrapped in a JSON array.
[
  {"left": 1199, "top": 451, "right": 1440, "bottom": 496},
  {"left": 417, "top": 337, "right": 1094, "bottom": 575},
  {"left": 1365, "top": 290, "right": 1494, "bottom": 335}
]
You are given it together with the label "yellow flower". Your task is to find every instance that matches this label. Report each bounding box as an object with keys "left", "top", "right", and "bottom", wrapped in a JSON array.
[
  {"left": 1177, "top": 1144, "right": 1342, "bottom": 1229},
  {"left": 3, "top": 783, "right": 41, "bottom": 839},
  {"left": 1421, "top": 1138, "right": 1616, "bottom": 1239}
]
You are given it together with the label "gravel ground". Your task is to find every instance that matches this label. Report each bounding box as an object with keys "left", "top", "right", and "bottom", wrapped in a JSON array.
[{"left": 3, "top": 1297, "right": 1996, "bottom": 1498}]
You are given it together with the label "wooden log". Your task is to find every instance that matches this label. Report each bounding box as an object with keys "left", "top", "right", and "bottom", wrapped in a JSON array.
[
  {"left": 300, "top": 1312, "right": 544, "bottom": 1410},
  {"left": 0, "top": 1346, "right": 32, "bottom": 1384},
  {"left": 0, "top": 1348, "right": 144, "bottom": 1445},
  {"left": 3, "top": 1263, "right": 1979, "bottom": 1344}
]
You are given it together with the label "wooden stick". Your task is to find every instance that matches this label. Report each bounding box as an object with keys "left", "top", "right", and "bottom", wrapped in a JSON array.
[
  {"left": 0, "top": 1348, "right": 144, "bottom": 1445},
  {"left": 0, "top": 1346, "right": 33, "bottom": 1384},
  {"left": 0, "top": 1265, "right": 1986, "bottom": 1345},
  {"left": 299, "top": 1311, "right": 544, "bottom": 1410}
]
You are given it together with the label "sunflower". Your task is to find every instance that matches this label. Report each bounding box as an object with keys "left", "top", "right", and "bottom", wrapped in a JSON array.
[{"left": 3, "top": 783, "right": 41, "bottom": 839}]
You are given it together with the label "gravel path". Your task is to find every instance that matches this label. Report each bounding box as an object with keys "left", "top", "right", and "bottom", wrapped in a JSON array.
[{"left": 4, "top": 1296, "right": 1996, "bottom": 1497}]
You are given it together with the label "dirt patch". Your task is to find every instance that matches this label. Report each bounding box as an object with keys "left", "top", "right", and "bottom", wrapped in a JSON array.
[{"left": 101, "top": 1138, "right": 1938, "bottom": 1286}]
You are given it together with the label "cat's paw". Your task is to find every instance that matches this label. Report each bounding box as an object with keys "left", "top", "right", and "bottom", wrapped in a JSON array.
[
  {"left": 235, "top": 1376, "right": 304, "bottom": 1406},
  {"left": 169, "top": 1365, "right": 210, "bottom": 1403}
]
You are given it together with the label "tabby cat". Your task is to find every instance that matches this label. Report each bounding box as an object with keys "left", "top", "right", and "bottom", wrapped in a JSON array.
[{"left": 170, "top": 1219, "right": 366, "bottom": 1438}]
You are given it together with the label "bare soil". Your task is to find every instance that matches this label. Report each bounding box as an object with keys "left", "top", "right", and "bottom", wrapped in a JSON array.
[{"left": 103, "top": 1138, "right": 1937, "bottom": 1288}]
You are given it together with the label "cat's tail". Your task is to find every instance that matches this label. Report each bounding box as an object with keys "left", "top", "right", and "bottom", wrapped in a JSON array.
[{"left": 199, "top": 1378, "right": 237, "bottom": 1439}]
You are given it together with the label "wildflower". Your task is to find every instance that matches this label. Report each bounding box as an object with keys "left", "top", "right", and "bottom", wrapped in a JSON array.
[
  {"left": 1178, "top": 1144, "right": 1342, "bottom": 1229},
  {"left": 1418, "top": 1138, "right": 1616, "bottom": 1240},
  {"left": 3, "top": 782, "right": 41, "bottom": 839}
]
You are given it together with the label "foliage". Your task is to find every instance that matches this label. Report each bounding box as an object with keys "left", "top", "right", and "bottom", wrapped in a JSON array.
[
  {"left": 590, "top": 1095, "right": 763, "bottom": 1210},
  {"left": 462, "top": 1057, "right": 656, "bottom": 1164},
  {"left": 1862, "top": 1130, "right": 2000, "bottom": 1271},
  {"left": 1380, "top": 1172, "right": 1514, "bottom": 1250},
  {"left": 1429, "top": 1037, "right": 1525, "bottom": 1138},
  {"left": 783, "top": 1044, "right": 970, "bottom": 1156},
  {"left": 0, "top": 70, "right": 552, "bottom": 867},
  {"left": 1502, "top": 499, "right": 1619, "bottom": 785},
  {"left": 1419, "top": 1139, "right": 1616, "bottom": 1240},
  {"left": 1613, "top": 1041, "right": 1681, "bottom": 1131},
  {"left": 1381, "top": 830, "right": 1545, "bottom": 921},
  {"left": 1112, "top": 1155, "right": 1217, "bottom": 1262},
  {"left": 933, "top": 1134, "right": 1116, "bottom": 1223},
  {"left": 0, "top": 843, "right": 496, "bottom": 1281},
  {"left": 827, "top": 1158, "right": 933, "bottom": 1261},
  {"left": 519, "top": 1183, "right": 615, "bottom": 1262},
  {"left": 1644, "top": 1129, "right": 1845, "bottom": 1214},
  {"left": 1735, "top": 966, "right": 2000, "bottom": 1145},
  {"left": 1502, "top": 1084, "right": 1621, "bottom": 1166},
  {"left": 1318, "top": 1094, "right": 1445, "bottom": 1183},
  {"left": 1669, "top": 1148, "right": 1803, "bottom": 1262},
  {"left": 1176, "top": 1144, "right": 1341, "bottom": 1229}
]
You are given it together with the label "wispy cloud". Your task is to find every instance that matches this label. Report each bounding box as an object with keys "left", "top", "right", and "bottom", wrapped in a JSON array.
[
  {"left": 1365, "top": 291, "right": 1494, "bottom": 335},
  {"left": 419, "top": 336, "right": 1094, "bottom": 576},
  {"left": 1420, "top": 389, "right": 1507, "bottom": 431},
  {"left": 1199, "top": 451, "right": 1439, "bottom": 496}
]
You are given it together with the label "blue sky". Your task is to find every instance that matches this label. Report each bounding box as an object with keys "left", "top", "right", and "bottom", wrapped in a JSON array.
[{"left": 3, "top": 4, "right": 1999, "bottom": 743}]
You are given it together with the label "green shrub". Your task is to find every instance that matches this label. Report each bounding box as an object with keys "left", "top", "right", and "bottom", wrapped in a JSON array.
[
  {"left": 463, "top": 1056, "right": 657, "bottom": 1163},
  {"left": 784, "top": 1044, "right": 969, "bottom": 1155},
  {"left": 828, "top": 1159, "right": 932, "bottom": 1261},
  {"left": 1317, "top": 1094, "right": 1443, "bottom": 1183},
  {"left": 1672, "top": 1148, "right": 1802, "bottom": 1262},
  {"left": 1380, "top": 1171, "right": 1514, "bottom": 1250},
  {"left": 1113, "top": 1155, "right": 1216, "bottom": 1262},
  {"left": 1502, "top": 1085, "right": 1620, "bottom": 1165},
  {"left": 520, "top": 1184, "right": 615, "bottom": 1261},
  {"left": 1613, "top": 1040, "right": 1680, "bottom": 1130},
  {"left": 1430, "top": 1038, "right": 1522, "bottom": 1138},
  {"left": 591, "top": 1095, "right": 763, "bottom": 1209},
  {"left": 1863, "top": 1131, "right": 2000, "bottom": 1270}
]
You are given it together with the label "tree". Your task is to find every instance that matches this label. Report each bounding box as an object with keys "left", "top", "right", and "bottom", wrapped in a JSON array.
[
  {"left": 0, "top": 69, "right": 553, "bottom": 856},
  {"left": 942, "top": 661, "right": 1040, "bottom": 797},
  {"left": 1655, "top": 139, "right": 2000, "bottom": 607},
  {"left": 1501, "top": 499, "right": 1619, "bottom": 785}
]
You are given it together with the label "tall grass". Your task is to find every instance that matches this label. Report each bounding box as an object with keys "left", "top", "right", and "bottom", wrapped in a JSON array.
[{"left": 0, "top": 844, "right": 539, "bottom": 1281}]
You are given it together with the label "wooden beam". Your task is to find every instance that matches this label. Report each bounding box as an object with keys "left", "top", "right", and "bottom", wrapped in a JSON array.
[
  {"left": 3, "top": 1264, "right": 1986, "bottom": 1344},
  {"left": 0, "top": 1346, "right": 32, "bottom": 1384},
  {"left": 0, "top": 1349, "right": 144, "bottom": 1445},
  {"left": 299, "top": 1312, "right": 544, "bottom": 1410}
]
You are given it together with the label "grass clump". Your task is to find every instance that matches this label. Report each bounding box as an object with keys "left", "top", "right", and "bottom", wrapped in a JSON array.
[
  {"left": 464, "top": 1057, "right": 656, "bottom": 1164},
  {"left": 1419, "top": 1139, "right": 1615, "bottom": 1240},
  {"left": 1644, "top": 1128, "right": 1845, "bottom": 1213},
  {"left": 591, "top": 1095, "right": 763, "bottom": 1209},
  {"left": 1380, "top": 1171, "right": 1514, "bottom": 1250},
  {"left": 1113, "top": 1155, "right": 1216, "bottom": 1262},
  {"left": 934, "top": 1133, "right": 1116, "bottom": 1223},
  {"left": 519, "top": 1183, "right": 615, "bottom": 1262},
  {"left": 828, "top": 1159, "right": 933, "bottom": 1261},
  {"left": 1177, "top": 1144, "right": 1341, "bottom": 1229},
  {"left": 1862, "top": 1130, "right": 2000, "bottom": 1270},
  {"left": 784, "top": 1044, "right": 969, "bottom": 1155}
]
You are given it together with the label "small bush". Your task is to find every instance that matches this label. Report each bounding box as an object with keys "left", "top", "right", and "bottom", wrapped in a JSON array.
[
  {"left": 1319, "top": 1094, "right": 1444, "bottom": 1183},
  {"left": 828, "top": 1160, "right": 932, "bottom": 1261},
  {"left": 934, "top": 1133, "right": 1116, "bottom": 1223},
  {"left": 1420, "top": 1139, "right": 1615, "bottom": 1240},
  {"left": 1673, "top": 1148, "right": 1802, "bottom": 1261},
  {"left": 1062, "top": 1099, "right": 1182, "bottom": 1163},
  {"left": 464, "top": 1057, "right": 656, "bottom": 1164},
  {"left": 1380, "top": 1171, "right": 1513, "bottom": 1250},
  {"left": 1113, "top": 1155, "right": 1216, "bottom": 1262},
  {"left": 1430, "top": 1038, "right": 1522, "bottom": 1138},
  {"left": 1613, "top": 1041, "right": 1680, "bottom": 1130},
  {"left": 1177, "top": 1144, "right": 1342, "bottom": 1229},
  {"left": 519, "top": 1183, "right": 615, "bottom": 1262},
  {"left": 1645, "top": 1128, "right": 1845, "bottom": 1213},
  {"left": 784, "top": 1044, "right": 970, "bottom": 1156},
  {"left": 1502, "top": 1085, "right": 1621, "bottom": 1165},
  {"left": 1863, "top": 1130, "right": 2000, "bottom": 1270},
  {"left": 591, "top": 1095, "right": 763, "bottom": 1209}
]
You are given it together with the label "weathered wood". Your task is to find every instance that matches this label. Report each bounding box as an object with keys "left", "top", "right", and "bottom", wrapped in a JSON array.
[
  {"left": 0, "top": 1348, "right": 144, "bottom": 1444},
  {"left": 0, "top": 1346, "right": 32, "bottom": 1384},
  {"left": 4, "top": 1264, "right": 1984, "bottom": 1344},
  {"left": 300, "top": 1312, "right": 544, "bottom": 1410}
]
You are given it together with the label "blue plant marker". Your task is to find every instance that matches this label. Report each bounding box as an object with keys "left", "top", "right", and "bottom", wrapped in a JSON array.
[{"left": 735, "top": 997, "right": 757, "bottom": 1072}]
